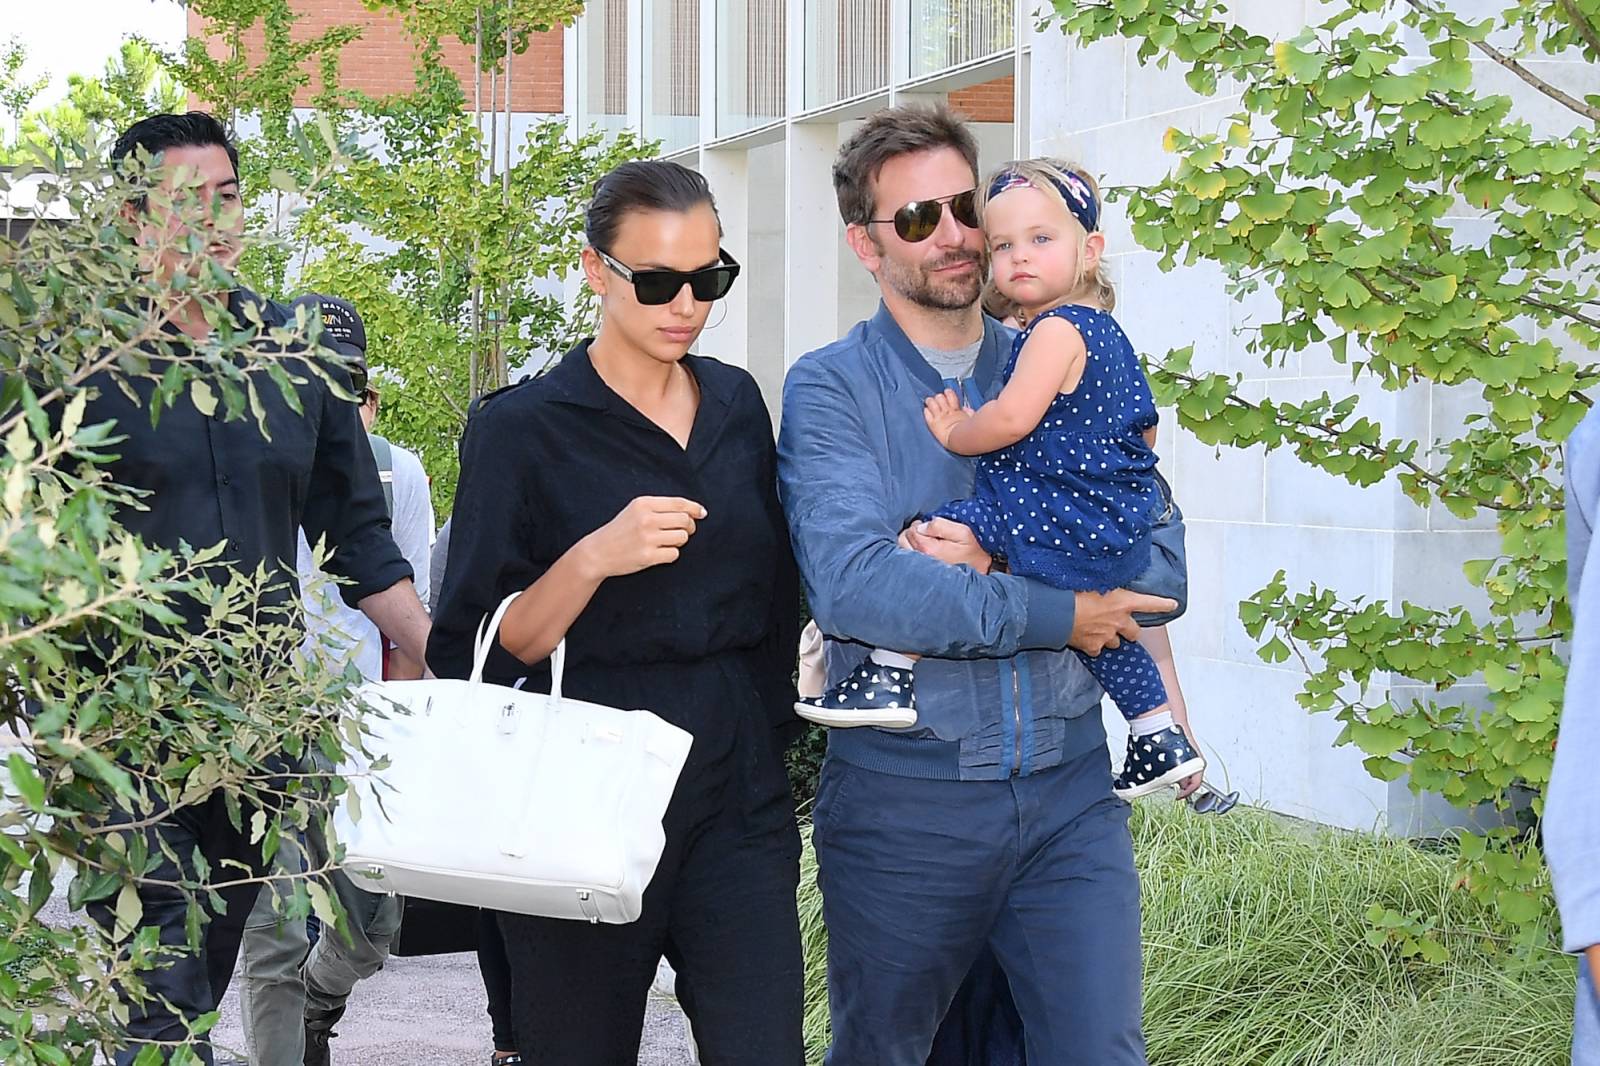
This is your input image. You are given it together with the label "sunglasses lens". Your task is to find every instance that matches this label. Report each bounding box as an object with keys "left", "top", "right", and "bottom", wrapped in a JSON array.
[
  {"left": 950, "top": 189, "right": 980, "bottom": 229},
  {"left": 687, "top": 269, "right": 727, "bottom": 302},
  {"left": 633, "top": 275, "right": 684, "bottom": 305},
  {"left": 893, "top": 200, "right": 941, "bottom": 243}
]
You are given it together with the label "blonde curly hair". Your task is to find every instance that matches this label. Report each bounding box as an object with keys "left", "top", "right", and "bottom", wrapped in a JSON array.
[{"left": 977, "top": 157, "right": 1115, "bottom": 313}]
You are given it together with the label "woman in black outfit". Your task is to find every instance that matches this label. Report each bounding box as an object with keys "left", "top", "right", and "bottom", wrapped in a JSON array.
[{"left": 428, "top": 160, "right": 805, "bottom": 1065}]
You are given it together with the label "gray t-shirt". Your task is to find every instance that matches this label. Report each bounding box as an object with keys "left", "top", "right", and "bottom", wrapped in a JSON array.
[{"left": 915, "top": 338, "right": 983, "bottom": 383}]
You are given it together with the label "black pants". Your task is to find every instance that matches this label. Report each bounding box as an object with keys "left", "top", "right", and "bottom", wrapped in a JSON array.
[
  {"left": 479, "top": 908, "right": 517, "bottom": 1051},
  {"left": 497, "top": 689, "right": 805, "bottom": 1065},
  {"left": 88, "top": 788, "right": 274, "bottom": 1065}
]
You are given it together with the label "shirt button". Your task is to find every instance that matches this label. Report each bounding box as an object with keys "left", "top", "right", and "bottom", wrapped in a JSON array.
[{"left": 219, "top": 475, "right": 231, "bottom": 487}]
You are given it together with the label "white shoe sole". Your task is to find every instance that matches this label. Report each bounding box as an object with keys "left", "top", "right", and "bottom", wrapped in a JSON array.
[
  {"left": 1114, "top": 756, "right": 1207, "bottom": 800},
  {"left": 795, "top": 701, "right": 918, "bottom": 730}
]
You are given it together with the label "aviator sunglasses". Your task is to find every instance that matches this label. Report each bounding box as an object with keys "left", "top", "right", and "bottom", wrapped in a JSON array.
[
  {"left": 867, "top": 188, "right": 981, "bottom": 243},
  {"left": 595, "top": 247, "right": 742, "bottom": 305}
]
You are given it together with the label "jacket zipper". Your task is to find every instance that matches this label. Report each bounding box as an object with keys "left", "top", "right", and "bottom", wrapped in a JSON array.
[{"left": 1011, "top": 662, "right": 1023, "bottom": 776}]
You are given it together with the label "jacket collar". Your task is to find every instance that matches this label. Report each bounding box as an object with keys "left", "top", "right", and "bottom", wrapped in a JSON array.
[
  {"left": 540, "top": 338, "right": 740, "bottom": 456},
  {"left": 866, "top": 301, "right": 1009, "bottom": 392}
]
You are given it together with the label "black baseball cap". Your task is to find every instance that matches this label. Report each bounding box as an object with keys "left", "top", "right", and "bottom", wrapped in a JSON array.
[{"left": 291, "top": 293, "right": 369, "bottom": 391}]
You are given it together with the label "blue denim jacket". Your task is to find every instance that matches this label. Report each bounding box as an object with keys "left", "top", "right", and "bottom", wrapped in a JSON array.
[
  {"left": 777, "top": 304, "right": 1107, "bottom": 781},
  {"left": 1550, "top": 407, "right": 1600, "bottom": 956}
]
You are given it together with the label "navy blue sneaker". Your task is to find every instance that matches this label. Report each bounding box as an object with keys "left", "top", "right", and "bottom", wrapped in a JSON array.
[
  {"left": 796, "top": 658, "right": 917, "bottom": 729},
  {"left": 1113, "top": 726, "right": 1205, "bottom": 799}
]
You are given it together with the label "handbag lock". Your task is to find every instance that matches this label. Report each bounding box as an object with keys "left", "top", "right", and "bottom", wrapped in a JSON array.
[
  {"left": 496, "top": 703, "right": 519, "bottom": 736},
  {"left": 576, "top": 889, "right": 601, "bottom": 924}
]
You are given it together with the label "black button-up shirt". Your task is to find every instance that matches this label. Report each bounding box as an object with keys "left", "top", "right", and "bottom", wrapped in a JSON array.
[
  {"left": 54, "top": 289, "right": 411, "bottom": 631},
  {"left": 429, "top": 340, "right": 799, "bottom": 741}
]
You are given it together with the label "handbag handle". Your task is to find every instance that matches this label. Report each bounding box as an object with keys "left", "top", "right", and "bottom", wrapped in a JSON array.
[{"left": 469, "top": 591, "right": 566, "bottom": 701}]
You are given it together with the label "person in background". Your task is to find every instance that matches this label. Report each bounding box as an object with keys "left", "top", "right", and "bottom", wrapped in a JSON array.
[
  {"left": 63, "top": 112, "right": 429, "bottom": 1066},
  {"left": 235, "top": 295, "right": 434, "bottom": 1066},
  {"left": 1546, "top": 406, "right": 1600, "bottom": 1065}
]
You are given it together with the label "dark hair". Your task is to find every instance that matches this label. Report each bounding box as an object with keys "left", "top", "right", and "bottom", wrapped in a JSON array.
[
  {"left": 832, "top": 103, "right": 980, "bottom": 227},
  {"left": 584, "top": 160, "right": 720, "bottom": 252},
  {"left": 111, "top": 112, "right": 240, "bottom": 203}
]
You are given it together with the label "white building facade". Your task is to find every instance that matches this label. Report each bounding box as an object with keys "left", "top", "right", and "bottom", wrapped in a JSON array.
[{"left": 564, "top": 0, "right": 1594, "bottom": 832}]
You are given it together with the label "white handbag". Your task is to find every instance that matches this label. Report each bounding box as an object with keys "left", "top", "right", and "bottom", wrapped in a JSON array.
[{"left": 332, "top": 593, "right": 695, "bottom": 924}]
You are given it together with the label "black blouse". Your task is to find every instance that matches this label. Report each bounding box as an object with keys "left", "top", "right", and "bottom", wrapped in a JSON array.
[{"left": 428, "top": 341, "right": 800, "bottom": 741}]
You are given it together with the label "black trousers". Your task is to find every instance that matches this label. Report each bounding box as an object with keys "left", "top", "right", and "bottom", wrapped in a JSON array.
[
  {"left": 497, "top": 695, "right": 805, "bottom": 1065},
  {"left": 478, "top": 907, "right": 517, "bottom": 1051},
  {"left": 88, "top": 787, "right": 274, "bottom": 1065}
]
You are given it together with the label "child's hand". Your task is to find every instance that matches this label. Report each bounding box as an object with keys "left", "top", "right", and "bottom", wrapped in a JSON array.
[{"left": 924, "top": 389, "right": 975, "bottom": 449}]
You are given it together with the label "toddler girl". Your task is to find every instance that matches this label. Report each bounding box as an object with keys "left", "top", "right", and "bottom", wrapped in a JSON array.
[{"left": 798, "top": 159, "right": 1202, "bottom": 799}]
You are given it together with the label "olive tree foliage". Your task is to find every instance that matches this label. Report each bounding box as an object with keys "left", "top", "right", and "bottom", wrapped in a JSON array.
[
  {"left": 1042, "top": 0, "right": 1599, "bottom": 942},
  {"left": 0, "top": 148, "right": 379, "bottom": 1064}
]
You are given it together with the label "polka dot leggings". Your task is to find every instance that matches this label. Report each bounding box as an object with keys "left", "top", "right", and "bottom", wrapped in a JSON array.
[
  {"left": 929, "top": 498, "right": 1167, "bottom": 719},
  {"left": 1077, "top": 639, "right": 1167, "bottom": 719}
]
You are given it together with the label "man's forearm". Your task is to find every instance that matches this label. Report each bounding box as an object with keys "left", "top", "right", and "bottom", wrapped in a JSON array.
[
  {"left": 1588, "top": 945, "right": 1600, "bottom": 1000},
  {"left": 358, "top": 579, "right": 431, "bottom": 669}
]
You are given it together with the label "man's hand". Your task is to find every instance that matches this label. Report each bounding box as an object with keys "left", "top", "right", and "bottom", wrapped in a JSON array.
[
  {"left": 1070, "top": 588, "right": 1177, "bottom": 655},
  {"left": 903, "top": 518, "right": 992, "bottom": 574},
  {"left": 1588, "top": 945, "right": 1600, "bottom": 1004}
]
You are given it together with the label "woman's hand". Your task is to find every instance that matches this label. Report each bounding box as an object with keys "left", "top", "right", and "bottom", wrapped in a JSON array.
[
  {"left": 577, "top": 496, "right": 707, "bottom": 579},
  {"left": 924, "top": 388, "right": 975, "bottom": 449}
]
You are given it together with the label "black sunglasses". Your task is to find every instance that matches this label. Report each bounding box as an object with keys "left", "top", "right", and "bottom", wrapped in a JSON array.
[
  {"left": 595, "top": 248, "right": 742, "bottom": 305},
  {"left": 868, "top": 188, "right": 981, "bottom": 243}
]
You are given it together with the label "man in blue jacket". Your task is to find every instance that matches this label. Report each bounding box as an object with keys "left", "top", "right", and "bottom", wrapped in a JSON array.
[
  {"left": 777, "top": 103, "right": 1177, "bottom": 1065},
  {"left": 1548, "top": 407, "right": 1600, "bottom": 1064}
]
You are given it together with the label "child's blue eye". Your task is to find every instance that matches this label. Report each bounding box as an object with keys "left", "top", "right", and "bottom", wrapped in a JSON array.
[
  {"left": 994, "top": 241, "right": 1010, "bottom": 252},
  {"left": 1034, "top": 233, "right": 1051, "bottom": 244}
]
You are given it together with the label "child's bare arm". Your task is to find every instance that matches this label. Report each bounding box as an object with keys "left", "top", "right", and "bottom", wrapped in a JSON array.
[{"left": 925, "top": 317, "right": 1086, "bottom": 456}]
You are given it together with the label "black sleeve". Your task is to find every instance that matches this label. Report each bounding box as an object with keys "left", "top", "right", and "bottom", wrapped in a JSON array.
[
  {"left": 427, "top": 400, "right": 550, "bottom": 685},
  {"left": 750, "top": 382, "right": 804, "bottom": 748},
  {"left": 301, "top": 364, "right": 412, "bottom": 606}
]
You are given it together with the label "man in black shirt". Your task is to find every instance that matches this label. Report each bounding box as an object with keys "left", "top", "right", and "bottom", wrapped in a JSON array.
[{"left": 71, "top": 112, "right": 431, "bottom": 1064}]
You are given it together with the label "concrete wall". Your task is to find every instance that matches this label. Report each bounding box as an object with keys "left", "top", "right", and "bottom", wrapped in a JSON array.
[{"left": 1028, "top": 1, "right": 1594, "bottom": 829}]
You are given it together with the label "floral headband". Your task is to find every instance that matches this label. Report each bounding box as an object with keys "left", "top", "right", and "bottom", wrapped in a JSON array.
[{"left": 987, "top": 169, "right": 1100, "bottom": 233}]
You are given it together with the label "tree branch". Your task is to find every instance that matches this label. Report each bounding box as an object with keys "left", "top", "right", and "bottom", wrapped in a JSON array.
[
  {"left": 1400, "top": 0, "right": 1600, "bottom": 123},
  {"left": 1559, "top": 0, "right": 1600, "bottom": 61}
]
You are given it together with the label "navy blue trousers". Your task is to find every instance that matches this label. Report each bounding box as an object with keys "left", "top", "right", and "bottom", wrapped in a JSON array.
[{"left": 814, "top": 745, "right": 1146, "bottom": 1066}]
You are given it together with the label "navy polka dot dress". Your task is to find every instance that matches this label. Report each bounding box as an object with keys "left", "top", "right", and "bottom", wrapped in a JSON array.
[{"left": 931, "top": 303, "right": 1169, "bottom": 719}]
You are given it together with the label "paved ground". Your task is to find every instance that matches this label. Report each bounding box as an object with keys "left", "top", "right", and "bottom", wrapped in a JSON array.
[
  {"left": 208, "top": 951, "right": 698, "bottom": 1065},
  {"left": 37, "top": 888, "right": 697, "bottom": 1065}
]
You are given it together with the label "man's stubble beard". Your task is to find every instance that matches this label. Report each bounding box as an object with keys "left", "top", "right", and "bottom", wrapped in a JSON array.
[{"left": 876, "top": 240, "right": 988, "bottom": 312}]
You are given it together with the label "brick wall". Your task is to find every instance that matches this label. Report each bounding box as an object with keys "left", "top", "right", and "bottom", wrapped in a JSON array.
[
  {"left": 949, "top": 75, "right": 1013, "bottom": 123},
  {"left": 186, "top": 1, "right": 564, "bottom": 113}
]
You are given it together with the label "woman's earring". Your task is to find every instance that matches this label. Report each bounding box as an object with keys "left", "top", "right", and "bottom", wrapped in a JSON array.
[{"left": 705, "top": 301, "right": 729, "bottom": 332}]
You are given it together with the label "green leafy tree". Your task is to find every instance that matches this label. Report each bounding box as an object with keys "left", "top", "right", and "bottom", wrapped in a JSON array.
[
  {"left": 13, "top": 41, "right": 184, "bottom": 161},
  {"left": 1, "top": 139, "right": 373, "bottom": 1064},
  {"left": 157, "top": 0, "right": 650, "bottom": 512},
  {"left": 1042, "top": 0, "right": 1599, "bottom": 938},
  {"left": 294, "top": 86, "right": 647, "bottom": 511},
  {"left": 0, "top": 36, "right": 49, "bottom": 151}
]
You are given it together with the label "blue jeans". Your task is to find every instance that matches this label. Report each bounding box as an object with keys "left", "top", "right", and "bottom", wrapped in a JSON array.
[
  {"left": 813, "top": 744, "right": 1145, "bottom": 1066},
  {"left": 1578, "top": 956, "right": 1599, "bottom": 1066}
]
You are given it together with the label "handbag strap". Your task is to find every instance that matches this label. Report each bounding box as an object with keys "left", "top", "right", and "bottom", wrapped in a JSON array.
[{"left": 469, "top": 591, "right": 567, "bottom": 700}]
